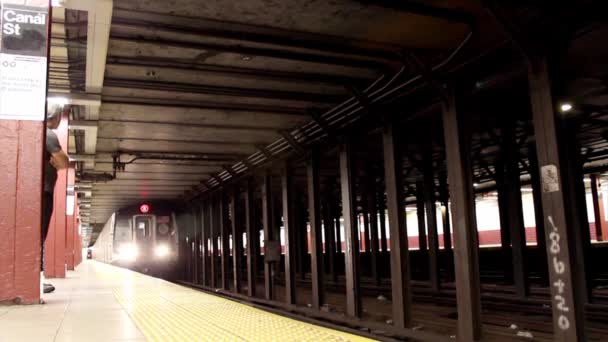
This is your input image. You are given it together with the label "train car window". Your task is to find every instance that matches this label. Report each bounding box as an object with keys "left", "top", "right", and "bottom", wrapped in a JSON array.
[{"left": 135, "top": 217, "right": 151, "bottom": 239}]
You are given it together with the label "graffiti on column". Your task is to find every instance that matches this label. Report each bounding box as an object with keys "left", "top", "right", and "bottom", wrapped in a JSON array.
[{"left": 547, "top": 215, "right": 571, "bottom": 331}]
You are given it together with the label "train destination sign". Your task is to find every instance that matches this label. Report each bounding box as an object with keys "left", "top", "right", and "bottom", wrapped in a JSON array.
[{"left": 0, "top": 2, "right": 49, "bottom": 121}]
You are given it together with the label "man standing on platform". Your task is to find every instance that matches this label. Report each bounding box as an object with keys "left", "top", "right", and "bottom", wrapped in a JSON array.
[{"left": 41, "top": 105, "right": 69, "bottom": 295}]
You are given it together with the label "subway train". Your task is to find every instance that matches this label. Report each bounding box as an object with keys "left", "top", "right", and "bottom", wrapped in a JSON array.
[{"left": 91, "top": 201, "right": 180, "bottom": 278}]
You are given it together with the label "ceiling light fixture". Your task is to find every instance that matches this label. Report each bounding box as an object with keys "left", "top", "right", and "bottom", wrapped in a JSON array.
[
  {"left": 560, "top": 103, "right": 573, "bottom": 113},
  {"left": 47, "top": 97, "right": 69, "bottom": 106}
]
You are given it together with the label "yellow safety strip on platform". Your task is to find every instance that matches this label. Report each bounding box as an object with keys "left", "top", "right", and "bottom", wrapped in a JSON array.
[{"left": 95, "top": 264, "right": 374, "bottom": 342}]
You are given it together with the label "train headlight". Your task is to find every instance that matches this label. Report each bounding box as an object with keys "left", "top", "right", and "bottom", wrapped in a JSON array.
[
  {"left": 119, "top": 244, "right": 138, "bottom": 261},
  {"left": 155, "top": 244, "right": 170, "bottom": 258}
]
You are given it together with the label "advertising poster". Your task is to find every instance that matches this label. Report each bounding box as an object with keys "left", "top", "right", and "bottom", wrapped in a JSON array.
[{"left": 0, "top": 1, "right": 49, "bottom": 120}]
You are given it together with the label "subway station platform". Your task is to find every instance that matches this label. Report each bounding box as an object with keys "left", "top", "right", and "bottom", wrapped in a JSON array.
[{"left": 0, "top": 261, "right": 373, "bottom": 342}]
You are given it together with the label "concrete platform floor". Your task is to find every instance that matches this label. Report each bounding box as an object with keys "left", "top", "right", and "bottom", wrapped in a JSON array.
[{"left": 0, "top": 260, "right": 373, "bottom": 342}]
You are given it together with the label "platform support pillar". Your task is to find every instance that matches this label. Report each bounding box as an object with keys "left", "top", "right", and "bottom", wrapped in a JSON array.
[
  {"left": 528, "top": 145, "right": 549, "bottom": 285},
  {"left": 362, "top": 201, "right": 371, "bottom": 255},
  {"left": 66, "top": 168, "right": 76, "bottom": 271},
  {"left": 192, "top": 207, "right": 200, "bottom": 284},
  {"left": 209, "top": 200, "right": 217, "bottom": 289},
  {"left": 231, "top": 187, "right": 243, "bottom": 293},
  {"left": 367, "top": 176, "right": 381, "bottom": 285},
  {"left": 334, "top": 197, "right": 342, "bottom": 255},
  {"left": 423, "top": 151, "right": 440, "bottom": 292},
  {"left": 339, "top": 141, "right": 362, "bottom": 318},
  {"left": 281, "top": 163, "right": 297, "bottom": 305},
  {"left": 442, "top": 90, "right": 482, "bottom": 341},
  {"left": 323, "top": 195, "right": 337, "bottom": 283},
  {"left": 416, "top": 179, "right": 428, "bottom": 256},
  {"left": 297, "top": 196, "right": 308, "bottom": 281},
  {"left": 500, "top": 120, "right": 529, "bottom": 297},
  {"left": 201, "top": 202, "right": 208, "bottom": 287},
  {"left": 219, "top": 194, "right": 230, "bottom": 290},
  {"left": 45, "top": 109, "right": 69, "bottom": 279},
  {"left": 382, "top": 124, "right": 412, "bottom": 328},
  {"left": 439, "top": 173, "right": 454, "bottom": 282},
  {"left": 590, "top": 174, "right": 606, "bottom": 241},
  {"left": 307, "top": 149, "right": 325, "bottom": 309},
  {"left": 245, "top": 179, "right": 257, "bottom": 297},
  {"left": 262, "top": 171, "right": 275, "bottom": 300},
  {"left": 378, "top": 190, "right": 388, "bottom": 254},
  {"left": 528, "top": 58, "right": 585, "bottom": 341}
]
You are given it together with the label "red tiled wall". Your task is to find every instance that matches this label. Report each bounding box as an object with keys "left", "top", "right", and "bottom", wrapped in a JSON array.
[{"left": 0, "top": 121, "right": 44, "bottom": 304}]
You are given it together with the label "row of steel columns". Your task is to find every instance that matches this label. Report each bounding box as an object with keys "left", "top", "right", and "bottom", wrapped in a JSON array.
[{"left": 184, "top": 57, "right": 586, "bottom": 341}]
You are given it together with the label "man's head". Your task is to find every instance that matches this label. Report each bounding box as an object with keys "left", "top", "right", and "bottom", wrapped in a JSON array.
[{"left": 46, "top": 105, "right": 62, "bottom": 129}]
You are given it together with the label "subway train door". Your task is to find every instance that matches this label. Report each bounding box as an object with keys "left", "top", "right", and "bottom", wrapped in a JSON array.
[{"left": 133, "top": 215, "right": 155, "bottom": 264}]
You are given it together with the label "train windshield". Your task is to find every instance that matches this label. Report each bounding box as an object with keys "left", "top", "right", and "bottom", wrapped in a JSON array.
[{"left": 134, "top": 216, "right": 152, "bottom": 240}]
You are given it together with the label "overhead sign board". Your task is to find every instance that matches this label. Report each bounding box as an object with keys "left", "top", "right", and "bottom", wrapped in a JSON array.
[{"left": 0, "top": 2, "right": 49, "bottom": 121}]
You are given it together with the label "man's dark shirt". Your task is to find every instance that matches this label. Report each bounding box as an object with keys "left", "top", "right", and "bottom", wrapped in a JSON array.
[{"left": 45, "top": 128, "right": 61, "bottom": 193}]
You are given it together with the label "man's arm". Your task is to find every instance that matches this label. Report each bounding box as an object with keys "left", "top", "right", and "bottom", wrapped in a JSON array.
[
  {"left": 50, "top": 150, "right": 69, "bottom": 170},
  {"left": 46, "top": 129, "right": 69, "bottom": 169}
]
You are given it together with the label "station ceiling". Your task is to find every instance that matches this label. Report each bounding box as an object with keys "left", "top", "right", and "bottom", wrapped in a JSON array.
[{"left": 48, "top": 1, "right": 605, "bottom": 245}]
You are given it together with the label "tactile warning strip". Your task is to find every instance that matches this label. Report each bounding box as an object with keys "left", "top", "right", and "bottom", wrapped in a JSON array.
[{"left": 97, "top": 264, "right": 374, "bottom": 342}]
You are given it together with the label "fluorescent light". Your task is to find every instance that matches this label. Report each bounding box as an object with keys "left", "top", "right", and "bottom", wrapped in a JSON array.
[
  {"left": 560, "top": 103, "right": 573, "bottom": 112},
  {"left": 473, "top": 183, "right": 479, "bottom": 188},
  {"left": 584, "top": 178, "right": 592, "bottom": 183},
  {"left": 51, "top": 0, "right": 64, "bottom": 7},
  {"left": 47, "top": 97, "right": 69, "bottom": 106}
]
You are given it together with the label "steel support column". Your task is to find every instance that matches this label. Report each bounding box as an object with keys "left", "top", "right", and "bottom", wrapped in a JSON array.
[
  {"left": 192, "top": 208, "right": 200, "bottom": 284},
  {"left": 382, "top": 124, "right": 412, "bottom": 328},
  {"left": 590, "top": 175, "right": 605, "bottom": 242},
  {"left": 209, "top": 200, "right": 217, "bottom": 289},
  {"left": 501, "top": 122, "right": 529, "bottom": 297},
  {"left": 282, "top": 164, "right": 297, "bottom": 305},
  {"left": 496, "top": 162, "right": 514, "bottom": 283},
  {"left": 262, "top": 171, "right": 274, "bottom": 300},
  {"left": 363, "top": 205, "right": 371, "bottom": 254},
  {"left": 528, "top": 145, "right": 548, "bottom": 284},
  {"left": 439, "top": 174, "right": 454, "bottom": 281},
  {"left": 220, "top": 194, "right": 230, "bottom": 290},
  {"left": 334, "top": 199, "right": 342, "bottom": 254},
  {"left": 416, "top": 179, "right": 428, "bottom": 254},
  {"left": 201, "top": 202, "right": 208, "bottom": 287},
  {"left": 245, "top": 179, "right": 257, "bottom": 297},
  {"left": 297, "top": 201, "right": 308, "bottom": 281},
  {"left": 528, "top": 58, "right": 584, "bottom": 341},
  {"left": 561, "top": 122, "right": 592, "bottom": 304},
  {"left": 307, "top": 149, "right": 325, "bottom": 309},
  {"left": 231, "top": 187, "right": 242, "bottom": 293},
  {"left": 442, "top": 90, "right": 482, "bottom": 341},
  {"left": 440, "top": 200, "right": 451, "bottom": 251},
  {"left": 367, "top": 176, "right": 381, "bottom": 285},
  {"left": 423, "top": 153, "right": 440, "bottom": 292},
  {"left": 339, "top": 141, "right": 362, "bottom": 318},
  {"left": 323, "top": 197, "right": 337, "bottom": 282},
  {"left": 379, "top": 190, "right": 388, "bottom": 253}
]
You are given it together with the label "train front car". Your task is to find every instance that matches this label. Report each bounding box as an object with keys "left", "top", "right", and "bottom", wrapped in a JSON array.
[{"left": 112, "top": 202, "right": 180, "bottom": 278}]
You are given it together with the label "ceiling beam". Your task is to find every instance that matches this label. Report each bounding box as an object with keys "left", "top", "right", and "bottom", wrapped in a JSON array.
[{"left": 355, "top": 0, "right": 475, "bottom": 25}]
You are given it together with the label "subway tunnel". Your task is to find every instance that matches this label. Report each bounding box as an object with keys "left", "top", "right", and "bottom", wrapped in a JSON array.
[{"left": 1, "top": 0, "right": 608, "bottom": 341}]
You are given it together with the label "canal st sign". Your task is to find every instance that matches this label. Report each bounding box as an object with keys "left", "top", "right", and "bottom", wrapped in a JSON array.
[{"left": 0, "top": 1, "right": 49, "bottom": 120}]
